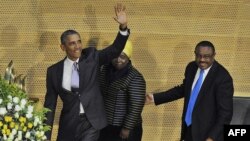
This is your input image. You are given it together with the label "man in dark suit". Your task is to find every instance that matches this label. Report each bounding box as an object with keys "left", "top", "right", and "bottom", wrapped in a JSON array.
[
  {"left": 146, "top": 41, "right": 234, "bottom": 141},
  {"left": 44, "top": 3, "right": 129, "bottom": 141}
]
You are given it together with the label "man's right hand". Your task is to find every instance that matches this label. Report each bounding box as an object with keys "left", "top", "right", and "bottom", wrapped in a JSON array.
[{"left": 145, "top": 93, "right": 154, "bottom": 104}]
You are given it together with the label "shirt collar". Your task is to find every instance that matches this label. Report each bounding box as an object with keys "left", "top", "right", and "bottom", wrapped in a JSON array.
[
  {"left": 198, "top": 64, "right": 212, "bottom": 76},
  {"left": 65, "top": 57, "right": 79, "bottom": 65}
]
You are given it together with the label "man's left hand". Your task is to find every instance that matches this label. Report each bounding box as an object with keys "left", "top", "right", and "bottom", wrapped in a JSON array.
[{"left": 114, "top": 3, "right": 127, "bottom": 29}]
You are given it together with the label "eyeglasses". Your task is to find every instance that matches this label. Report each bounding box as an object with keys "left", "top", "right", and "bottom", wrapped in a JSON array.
[{"left": 195, "top": 53, "right": 214, "bottom": 60}]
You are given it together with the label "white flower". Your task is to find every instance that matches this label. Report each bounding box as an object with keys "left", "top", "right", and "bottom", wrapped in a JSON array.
[
  {"left": 35, "top": 131, "right": 40, "bottom": 136},
  {"left": 7, "top": 95, "right": 12, "bottom": 101},
  {"left": 8, "top": 134, "right": 14, "bottom": 140},
  {"left": 14, "top": 105, "right": 21, "bottom": 112},
  {"left": 34, "top": 121, "right": 38, "bottom": 127},
  {"left": 25, "top": 131, "right": 31, "bottom": 138},
  {"left": 18, "top": 131, "right": 22, "bottom": 140},
  {"left": 0, "top": 107, "right": 7, "bottom": 115},
  {"left": 34, "top": 116, "right": 40, "bottom": 121},
  {"left": 14, "top": 112, "right": 19, "bottom": 118},
  {"left": 3, "top": 134, "right": 7, "bottom": 140},
  {"left": 40, "top": 131, "right": 45, "bottom": 136},
  {"left": 42, "top": 135, "right": 47, "bottom": 140},
  {"left": 26, "top": 113, "right": 33, "bottom": 119},
  {"left": 0, "top": 98, "right": 3, "bottom": 104},
  {"left": 20, "top": 98, "right": 27, "bottom": 108},
  {"left": 27, "top": 105, "right": 34, "bottom": 113},
  {"left": 34, "top": 116, "right": 41, "bottom": 126},
  {"left": 7, "top": 102, "right": 13, "bottom": 110},
  {"left": 13, "top": 97, "right": 19, "bottom": 104},
  {"left": 11, "top": 129, "right": 17, "bottom": 136}
]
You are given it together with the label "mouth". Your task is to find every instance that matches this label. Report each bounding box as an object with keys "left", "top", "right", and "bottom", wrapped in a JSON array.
[
  {"left": 115, "top": 62, "right": 123, "bottom": 65},
  {"left": 74, "top": 49, "right": 81, "bottom": 52},
  {"left": 199, "top": 62, "right": 209, "bottom": 69}
]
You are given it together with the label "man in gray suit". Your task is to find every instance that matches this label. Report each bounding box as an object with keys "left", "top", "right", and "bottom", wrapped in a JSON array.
[
  {"left": 146, "top": 41, "right": 234, "bottom": 141},
  {"left": 44, "top": 3, "right": 129, "bottom": 141}
]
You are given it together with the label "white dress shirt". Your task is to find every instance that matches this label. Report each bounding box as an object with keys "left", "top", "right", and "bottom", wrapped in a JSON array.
[
  {"left": 62, "top": 57, "right": 84, "bottom": 113},
  {"left": 191, "top": 66, "right": 212, "bottom": 90}
]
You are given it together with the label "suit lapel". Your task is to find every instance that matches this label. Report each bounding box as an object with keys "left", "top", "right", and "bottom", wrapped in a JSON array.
[
  {"left": 78, "top": 52, "right": 89, "bottom": 93},
  {"left": 186, "top": 64, "right": 198, "bottom": 102},
  {"left": 56, "top": 59, "right": 65, "bottom": 92}
]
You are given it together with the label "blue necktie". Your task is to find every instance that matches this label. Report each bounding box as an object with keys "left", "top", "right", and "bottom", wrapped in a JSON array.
[
  {"left": 71, "top": 62, "right": 79, "bottom": 88},
  {"left": 185, "top": 69, "right": 204, "bottom": 126}
]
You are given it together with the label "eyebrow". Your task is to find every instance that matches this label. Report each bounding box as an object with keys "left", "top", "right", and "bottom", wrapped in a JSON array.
[{"left": 68, "top": 40, "right": 81, "bottom": 44}]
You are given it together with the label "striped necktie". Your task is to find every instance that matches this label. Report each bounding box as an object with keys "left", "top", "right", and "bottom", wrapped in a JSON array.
[{"left": 71, "top": 62, "right": 79, "bottom": 88}]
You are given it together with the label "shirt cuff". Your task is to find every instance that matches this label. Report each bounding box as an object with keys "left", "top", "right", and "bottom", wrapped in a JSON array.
[{"left": 119, "top": 30, "right": 129, "bottom": 36}]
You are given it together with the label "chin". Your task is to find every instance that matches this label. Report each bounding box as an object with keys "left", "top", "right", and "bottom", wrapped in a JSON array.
[
  {"left": 199, "top": 65, "right": 207, "bottom": 70},
  {"left": 114, "top": 66, "right": 122, "bottom": 70}
]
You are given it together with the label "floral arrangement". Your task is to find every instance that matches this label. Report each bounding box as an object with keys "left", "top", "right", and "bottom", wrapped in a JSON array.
[{"left": 0, "top": 61, "right": 50, "bottom": 141}]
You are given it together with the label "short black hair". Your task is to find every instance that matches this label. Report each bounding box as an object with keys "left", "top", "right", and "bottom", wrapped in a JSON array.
[
  {"left": 60, "top": 30, "right": 80, "bottom": 45},
  {"left": 195, "top": 40, "right": 215, "bottom": 53}
]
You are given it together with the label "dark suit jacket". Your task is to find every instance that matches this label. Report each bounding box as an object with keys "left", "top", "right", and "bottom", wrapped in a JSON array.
[
  {"left": 44, "top": 31, "right": 129, "bottom": 140},
  {"left": 154, "top": 60, "right": 234, "bottom": 141}
]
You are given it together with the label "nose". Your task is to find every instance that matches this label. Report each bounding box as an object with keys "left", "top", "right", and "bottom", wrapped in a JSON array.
[
  {"left": 75, "top": 42, "right": 82, "bottom": 49},
  {"left": 199, "top": 56, "right": 206, "bottom": 62}
]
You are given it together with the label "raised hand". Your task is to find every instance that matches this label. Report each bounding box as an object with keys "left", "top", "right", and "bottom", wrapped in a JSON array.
[{"left": 114, "top": 3, "right": 127, "bottom": 29}]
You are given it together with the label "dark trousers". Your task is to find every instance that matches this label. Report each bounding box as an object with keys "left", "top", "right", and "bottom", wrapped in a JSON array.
[
  {"left": 184, "top": 125, "right": 193, "bottom": 141},
  {"left": 98, "top": 124, "right": 143, "bottom": 141},
  {"left": 75, "top": 114, "right": 100, "bottom": 141}
]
